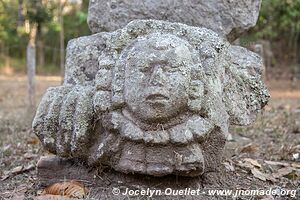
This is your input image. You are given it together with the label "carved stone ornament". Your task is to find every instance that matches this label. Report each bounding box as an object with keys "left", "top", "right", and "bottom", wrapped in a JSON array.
[{"left": 33, "top": 20, "right": 269, "bottom": 177}]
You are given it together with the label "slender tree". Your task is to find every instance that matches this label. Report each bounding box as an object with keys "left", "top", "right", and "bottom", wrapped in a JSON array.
[
  {"left": 27, "top": 23, "right": 37, "bottom": 108},
  {"left": 59, "top": 0, "right": 65, "bottom": 82}
]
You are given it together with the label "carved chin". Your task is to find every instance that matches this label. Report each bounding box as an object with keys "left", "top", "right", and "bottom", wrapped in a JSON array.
[
  {"left": 133, "top": 108, "right": 171, "bottom": 123},
  {"left": 87, "top": 110, "right": 226, "bottom": 177},
  {"left": 129, "top": 101, "right": 188, "bottom": 124}
]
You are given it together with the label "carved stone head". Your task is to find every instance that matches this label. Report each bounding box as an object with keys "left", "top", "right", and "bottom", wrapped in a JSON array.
[
  {"left": 33, "top": 20, "right": 269, "bottom": 177},
  {"left": 123, "top": 33, "right": 195, "bottom": 123}
]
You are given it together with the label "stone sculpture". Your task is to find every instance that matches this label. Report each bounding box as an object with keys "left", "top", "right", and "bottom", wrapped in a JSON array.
[
  {"left": 33, "top": 20, "right": 269, "bottom": 177},
  {"left": 87, "top": 0, "right": 262, "bottom": 42}
]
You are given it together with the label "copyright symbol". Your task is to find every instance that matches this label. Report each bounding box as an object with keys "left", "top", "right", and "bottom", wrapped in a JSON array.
[{"left": 112, "top": 187, "right": 120, "bottom": 195}]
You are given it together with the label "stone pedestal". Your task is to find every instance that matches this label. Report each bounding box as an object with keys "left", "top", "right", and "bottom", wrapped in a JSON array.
[{"left": 37, "top": 155, "right": 268, "bottom": 199}]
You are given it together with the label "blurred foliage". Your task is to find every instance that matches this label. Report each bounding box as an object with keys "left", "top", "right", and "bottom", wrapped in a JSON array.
[
  {"left": 0, "top": 0, "right": 300, "bottom": 75},
  {"left": 0, "top": 0, "right": 23, "bottom": 47},
  {"left": 254, "top": 0, "right": 300, "bottom": 39},
  {"left": 26, "top": 0, "right": 51, "bottom": 25},
  {"left": 246, "top": 0, "right": 300, "bottom": 64},
  {"left": 0, "top": 0, "right": 90, "bottom": 74}
]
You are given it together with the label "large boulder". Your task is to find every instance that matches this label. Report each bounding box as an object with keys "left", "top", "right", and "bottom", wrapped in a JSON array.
[{"left": 87, "top": 0, "right": 262, "bottom": 42}]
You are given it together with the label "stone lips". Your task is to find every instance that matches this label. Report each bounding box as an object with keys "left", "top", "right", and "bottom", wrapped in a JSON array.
[
  {"left": 32, "top": 20, "right": 269, "bottom": 177},
  {"left": 87, "top": 0, "right": 262, "bottom": 42}
]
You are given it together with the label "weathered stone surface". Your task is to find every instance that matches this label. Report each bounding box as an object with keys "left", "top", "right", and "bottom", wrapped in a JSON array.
[
  {"left": 87, "top": 0, "right": 262, "bottom": 42},
  {"left": 37, "top": 155, "right": 271, "bottom": 200},
  {"left": 33, "top": 20, "right": 269, "bottom": 177}
]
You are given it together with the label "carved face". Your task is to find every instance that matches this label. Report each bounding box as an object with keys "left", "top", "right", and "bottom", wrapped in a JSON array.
[{"left": 124, "top": 34, "right": 193, "bottom": 123}]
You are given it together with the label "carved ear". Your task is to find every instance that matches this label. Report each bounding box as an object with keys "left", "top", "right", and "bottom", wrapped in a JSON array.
[{"left": 223, "top": 46, "right": 270, "bottom": 126}]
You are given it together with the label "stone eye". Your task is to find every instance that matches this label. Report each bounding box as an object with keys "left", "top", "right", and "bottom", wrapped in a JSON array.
[
  {"left": 110, "top": 4, "right": 117, "bottom": 9},
  {"left": 165, "top": 64, "right": 179, "bottom": 72},
  {"left": 138, "top": 65, "right": 151, "bottom": 73}
]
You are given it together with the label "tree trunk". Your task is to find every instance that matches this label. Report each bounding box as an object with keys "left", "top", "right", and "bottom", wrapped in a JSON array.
[
  {"left": 59, "top": 0, "right": 65, "bottom": 83},
  {"left": 17, "top": 0, "right": 24, "bottom": 27},
  {"left": 27, "top": 24, "right": 37, "bottom": 109}
]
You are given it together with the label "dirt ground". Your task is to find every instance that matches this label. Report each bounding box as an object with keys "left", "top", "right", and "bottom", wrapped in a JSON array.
[{"left": 0, "top": 75, "right": 299, "bottom": 199}]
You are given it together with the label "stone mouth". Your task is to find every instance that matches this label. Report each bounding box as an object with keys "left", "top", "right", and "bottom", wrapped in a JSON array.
[{"left": 145, "top": 94, "right": 169, "bottom": 102}]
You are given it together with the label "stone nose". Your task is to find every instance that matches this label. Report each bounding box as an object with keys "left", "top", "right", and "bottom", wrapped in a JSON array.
[{"left": 149, "top": 66, "right": 166, "bottom": 86}]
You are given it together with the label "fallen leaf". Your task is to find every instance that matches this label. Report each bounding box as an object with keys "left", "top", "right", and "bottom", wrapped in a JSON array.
[
  {"left": 291, "top": 163, "right": 300, "bottom": 168},
  {"left": 251, "top": 168, "right": 276, "bottom": 182},
  {"left": 35, "top": 194, "right": 79, "bottom": 200},
  {"left": 265, "top": 173, "right": 277, "bottom": 182},
  {"left": 237, "top": 161, "right": 254, "bottom": 169},
  {"left": 11, "top": 194, "right": 25, "bottom": 200},
  {"left": 27, "top": 136, "right": 40, "bottom": 145},
  {"left": 264, "top": 160, "right": 290, "bottom": 167},
  {"left": 251, "top": 168, "right": 266, "bottom": 181},
  {"left": 11, "top": 166, "right": 23, "bottom": 174},
  {"left": 264, "top": 128, "right": 274, "bottom": 133},
  {"left": 0, "top": 174, "right": 9, "bottom": 181},
  {"left": 24, "top": 152, "right": 36, "bottom": 159},
  {"left": 2, "top": 165, "right": 35, "bottom": 181},
  {"left": 240, "top": 143, "right": 259, "bottom": 154},
  {"left": 272, "top": 167, "right": 294, "bottom": 178},
  {"left": 292, "top": 153, "right": 299, "bottom": 160},
  {"left": 285, "top": 171, "right": 300, "bottom": 180},
  {"left": 223, "top": 162, "right": 235, "bottom": 172},
  {"left": 292, "top": 145, "right": 300, "bottom": 150},
  {"left": 43, "top": 180, "right": 88, "bottom": 199},
  {"left": 244, "top": 158, "right": 262, "bottom": 168},
  {"left": 24, "top": 164, "right": 35, "bottom": 171}
]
